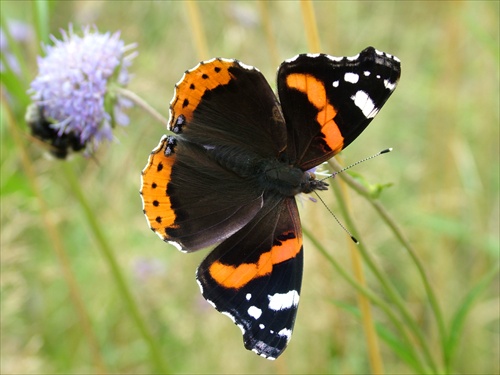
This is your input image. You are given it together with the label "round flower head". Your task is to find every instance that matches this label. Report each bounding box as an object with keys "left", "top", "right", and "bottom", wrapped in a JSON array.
[{"left": 29, "top": 25, "right": 137, "bottom": 157}]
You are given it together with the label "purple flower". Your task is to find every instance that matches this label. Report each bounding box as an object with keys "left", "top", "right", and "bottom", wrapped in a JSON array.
[{"left": 28, "top": 25, "right": 137, "bottom": 157}]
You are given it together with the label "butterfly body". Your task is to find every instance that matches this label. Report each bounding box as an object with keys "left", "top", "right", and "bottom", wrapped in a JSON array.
[{"left": 141, "top": 47, "right": 401, "bottom": 359}]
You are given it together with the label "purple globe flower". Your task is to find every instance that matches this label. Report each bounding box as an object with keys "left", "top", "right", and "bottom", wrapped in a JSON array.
[{"left": 28, "top": 25, "right": 137, "bottom": 157}]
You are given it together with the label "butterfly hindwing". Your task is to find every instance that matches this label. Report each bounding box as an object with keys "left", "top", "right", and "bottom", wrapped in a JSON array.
[{"left": 196, "top": 195, "right": 303, "bottom": 360}]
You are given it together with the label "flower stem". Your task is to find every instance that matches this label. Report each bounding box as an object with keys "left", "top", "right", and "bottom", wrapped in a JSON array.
[
  {"left": 329, "top": 158, "right": 444, "bottom": 373},
  {"left": 185, "top": 1, "right": 210, "bottom": 61},
  {"left": 329, "top": 157, "right": 448, "bottom": 347},
  {"left": 300, "top": 0, "right": 322, "bottom": 53},
  {"left": 2, "top": 93, "right": 108, "bottom": 373},
  {"left": 300, "top": 3, "right": 385, "bottom": 372},
  {"left": 339, "top": 181, "right": 385, "bottom": 374},
  {"left": 303, "top": 226, "right": 430, "bottom": 374},
  {"left": 258, "top": 1, "right": 280, "bottom": 68},
  {"left": 62, "top": 163, "right": 169, "bottom": 374},
  {"left": 114, "top": 86, "right": 170, "bottom": 129}
]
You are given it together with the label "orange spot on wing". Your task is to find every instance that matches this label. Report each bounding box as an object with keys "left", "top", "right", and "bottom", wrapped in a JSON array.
[
  {"left": 208, "top": 231, "right": 302, "bottom": 289},
  {"left": 286, "top": 73, "right": 344, "bottom": 153},
  {"left": 141, "top": 137, "right": 178, "bottom": 239}
]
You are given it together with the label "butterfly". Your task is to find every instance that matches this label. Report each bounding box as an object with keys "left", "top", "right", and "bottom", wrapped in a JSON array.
[{"left": 140, "top": 46, "right": 401, "bottom": 359}]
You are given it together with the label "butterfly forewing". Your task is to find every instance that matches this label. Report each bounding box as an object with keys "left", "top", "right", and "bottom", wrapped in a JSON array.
[{"left": 277, "top": 47, "right": 401, "bottom": 170}]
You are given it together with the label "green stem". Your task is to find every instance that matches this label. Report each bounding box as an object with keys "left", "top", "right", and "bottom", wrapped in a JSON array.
[
  {"left": 113, "top": 86, "right": 170, "bottom": 129},
  {"left": 303, "top": 226, "right": 430, "bottom": 374},
  {"left": 328, "top": 160, "right": 443, "bottom": 373},
  {"left": 63, "top": 163, "right": 169, "bottom": 374},
  {"left": 2, "top": 92, "right": 109, "bottom": 374},
  {"left": 33, "top": 0, "right": 50, "bottom": 46},
  {"left": 329, "top": 157, "right": 448, "bottom": 367}
]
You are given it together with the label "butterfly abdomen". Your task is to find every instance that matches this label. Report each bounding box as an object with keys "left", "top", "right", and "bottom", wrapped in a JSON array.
[{"left": 205, "top": 143, "right": 263, "bottom": 178}]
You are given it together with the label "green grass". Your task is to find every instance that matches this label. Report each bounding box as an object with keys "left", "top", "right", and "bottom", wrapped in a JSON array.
[{"left": 1, "top": 1, "right": 499, "bottom": 374}]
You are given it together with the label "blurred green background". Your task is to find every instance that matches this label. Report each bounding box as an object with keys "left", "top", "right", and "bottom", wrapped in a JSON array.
[{"left": 1, "top": 1, "right": 498, "bottom": 374}]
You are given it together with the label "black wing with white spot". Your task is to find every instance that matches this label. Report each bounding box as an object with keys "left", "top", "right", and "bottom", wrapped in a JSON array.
[
  {"left": 277, "top": 46, "right": 401, "bottom": 170},
  {"left": 196, "top": 196, "right": 303, "bottom": 360}
]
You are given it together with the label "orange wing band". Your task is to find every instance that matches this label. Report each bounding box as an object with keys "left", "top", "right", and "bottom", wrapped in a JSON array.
[
  {"left": 141, "top": 137, "right": 178, "bottom": 239},
  {"left": 286, "top": 73, "right": 344, "bottom": 153},
  {"left": 170, "top": 59, "right": 235, "bottom": 124},
  {"left": 209, "top": 231, "right": 302, "bottom": 289}
]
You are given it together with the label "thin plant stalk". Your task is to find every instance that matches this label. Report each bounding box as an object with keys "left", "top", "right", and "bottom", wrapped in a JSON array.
[
  {"left": 114, "top": 86, "right": 170, "bottom": 129},
  {"left": 258, "top": 1, "right": 280, "bottom": 68},
  {"left": 329, "top": 157, "right": 447, "bottom": 369},
  {"left": 340, "top": 181, "right": 385, "bottom": 374},
  {"left": 2, "top": 94, "right": 108, "bottom": 373},
  {"left": 185, "top": 1, "right": 209, "bottom": 61},
  {"left": 331, "top": 177, "right": 440, "bottom": 373},
  {"left": 302, "top": 226, "right": 430, "bottom": 375},
  {"left": 32, "top": 0, "right": 50, "bottom": 46},
  {"left": 300, "top": 0, "right": 321, "bottom": 52},
  {"left": 62, "top": 163, "right": 169, "bottom": 374},
  {"left": 300, "top": 2, "right": 385, "bottom": 373}
]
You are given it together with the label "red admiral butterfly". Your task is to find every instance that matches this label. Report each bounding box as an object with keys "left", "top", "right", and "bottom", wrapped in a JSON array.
[{"left": 141, "top": 47, "right": 401, "bottom": 359}]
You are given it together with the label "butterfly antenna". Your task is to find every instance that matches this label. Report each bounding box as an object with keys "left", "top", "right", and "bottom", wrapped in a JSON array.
[
  {"left": 313, "top": 148, "right": 393, "bottom": 243},
  {"left": 313, "top": 191, "right": 359, "bottom": 244},
  {"left": 321, "top": 148, "right": 392, "bottom": 182}
]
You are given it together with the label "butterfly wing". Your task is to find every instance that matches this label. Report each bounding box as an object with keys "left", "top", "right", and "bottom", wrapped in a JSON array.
[
  {"left": 277, "top": 46, "right": 401, "bottom": 170},
  {"left": 196, "top": 195, "right": 303, "bottom": 360},
  {"left": 141, "top": 59, "right": 289, "bottom": 251},
  {"left": 141, "top": 136, "right": 264, "bottom": 251},
  {"left": 170, "top": 58, "right": 288, "bottom": 158}
]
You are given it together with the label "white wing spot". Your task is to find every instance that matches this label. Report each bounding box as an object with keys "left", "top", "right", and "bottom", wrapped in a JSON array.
[
  {"left": 351, "top": 90, "right": 379, "bottom": 119},
  {"left": 344, "top": 72, "right": 359, "bottom": 84},
  {"left": 268, "top": 290, "right": 300, "bottom": 311},
  {"left": 246, "top": 293, "right": 252, "bottom": 301},
  {"left": 384, "top": 79, "right": 397, "bottom": 91},
  {"left": 278, "top": 328, "right": 292, "bottom": 342},
  {"left": 332, "top": 80, "right": 339, "bottom": 88},
  {"left": 247, "top": 306, "right": 262, "bottom": 320},
  {"left": 364, "top": 71, "right": 371, "bottom": 76}
]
